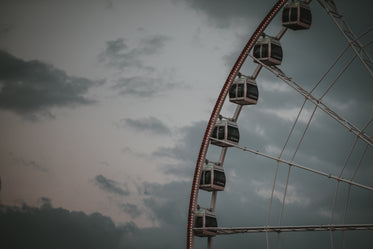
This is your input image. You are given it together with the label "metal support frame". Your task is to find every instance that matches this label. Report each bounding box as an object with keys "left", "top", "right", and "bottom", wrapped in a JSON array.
[
  {"left": 317, "top": 0, "right": 373, "bottom": 77},
  {"left": 248, "top": 53, "right": 373, "bottom": 147}
]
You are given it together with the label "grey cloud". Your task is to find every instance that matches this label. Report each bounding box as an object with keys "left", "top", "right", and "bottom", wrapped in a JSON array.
[
  {"left": 94, "top": 174, "right": 130, "bottom": 196},
  {"left": 99, "top": 34, "right": 170, "bottom": 70},
  {"left": 139, "top": 34, "right": 170, "bottom": 54},
  {"left": 121, "top": 146, "right": 149, "bottom": 159},
  {"left": 153, "top": 121, "right": 205, "bottom": 161},
  {"left": 99, "top": 161, "right": 111, "bottom": 167},
  {"left": 113, "top": 76, "right": 177, "bottom": 97},
  {"left": 0, "top": 50, "right": 103, "bottom": 117},
  {"left": 0, "top": 24, "right": 12, "bottom": 36},
  {"left": 120, "top": 116, "right": 170, "bottom": 135},
  {"left": 142, "top": 181, "right": 189, "bottom": 226},
  {"left": 21, "top": 160, "right": 48, "bottom": 173},
  {"left": 105, "top": 39, "right": 128, "bottom": 55},
  {"left": 141, "top": 182, "right": 162, "bottom": 196},
  {"left": 133, "top": 181, "right": 162, "bottom": 196},
  {"left": 37, "top": 197, "right": 52, "bottom": 209},
  {"left": 11, "top": 154, "right": 48, "bottom": 173},
  {"left": 118, "top": 203, "right": 142, "bottom": 218},
  {"left": 105, "top": 0, "right": 114, "bottom": 9},
  {"left": 100, "top": 38, "right": 140, "bottom": 69},
  {"left": 152, "top": 121, "right": 205, "bottom": 177}
]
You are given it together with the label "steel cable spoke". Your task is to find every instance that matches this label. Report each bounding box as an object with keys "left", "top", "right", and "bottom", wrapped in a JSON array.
[
  {"left": 209, "top": 137, "right": 373, "bottom": 192},
  {"left": 194, "top": 224, "right": 373, "bottom": 235}
]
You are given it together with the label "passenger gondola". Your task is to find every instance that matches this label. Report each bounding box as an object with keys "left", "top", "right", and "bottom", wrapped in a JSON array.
[
  {"left": 194, "top": 210, "right": 218, "bottom": 237},
  {"left": 229, "top": 75, "right": 259, "bottom": 105},
  {"left": 282, "top": 1, "right": 312, "bottom": 30},
  {"left": 199, "top": 163, "right": 226, "bottom": 192},
  {"left": 253, "top": 36, "right": 283, "bottom": 66},
  {"left": 210, "top": 119, "right": 239, "bottom": 147}
]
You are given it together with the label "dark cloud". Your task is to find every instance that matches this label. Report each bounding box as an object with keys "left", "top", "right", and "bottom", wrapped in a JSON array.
[
  {"left": 183, "top": 0, "right": 373, "bottom": 30},
  {"left": 112, "top": 75, "right": 178, "bottom": 97},
  {"left": 0, "top": 50, "right": 102, "bottom": 117},
  {"left": 99, "top": 34, "right": 170, "bottom": 70},
  {"left": 120, "top": 116, "right": 170, "bottom": 134},
  {"left": 1, "top": 178, "right": 372, "bottom": 249},
  {"left": 94, "top": 174, "right": 130, "bottom": 196},
  {"left": 0, "top": 203, "right": 136, "bottom": 249},
  {"left": 0, "top": 195, "right": 186, "bottom": 249},
  {"left": 182, "top": 0, "right": 275, "bottom": 28}
]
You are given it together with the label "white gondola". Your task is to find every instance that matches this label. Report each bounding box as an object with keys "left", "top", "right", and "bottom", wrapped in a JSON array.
[
  {"left": 282, "top": 1, "right": 312, "bottom": 30},
  {"left": 210, "top": 119, "right": 239, "bottom": 147},
  {"left": 194, "top": 209, "right": 218, "bottom": 237},
  {"left": 229, "top": 75, "right": 259, "bottom": 105},
  {"left": 253, "top": 36, "right": 283, "bottom": 66},
  {"left": 199, "top": 163, "right": 226, "bottom": 192}
]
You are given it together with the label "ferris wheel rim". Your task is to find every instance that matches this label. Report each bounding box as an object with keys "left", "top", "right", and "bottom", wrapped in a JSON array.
[{"left": 186, "top": 1, "right": 288, "bottom": 249}]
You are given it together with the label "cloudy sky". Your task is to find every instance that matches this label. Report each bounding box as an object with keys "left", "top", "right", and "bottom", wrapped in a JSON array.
[{"left": 0, "top": 0, "right": 372, "bottom": 248}]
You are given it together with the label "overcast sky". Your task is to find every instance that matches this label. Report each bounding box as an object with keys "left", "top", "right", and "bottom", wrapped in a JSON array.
[{"left": 0, "top": 0, "right": 372, "bottom": 249}]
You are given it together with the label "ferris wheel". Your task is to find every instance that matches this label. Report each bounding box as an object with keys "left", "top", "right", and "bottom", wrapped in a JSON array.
[{"left": 186, "top": 0, "right": 373, "bottom": 249}]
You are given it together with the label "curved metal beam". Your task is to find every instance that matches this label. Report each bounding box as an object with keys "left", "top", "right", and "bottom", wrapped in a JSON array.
[{"left": 186, "top": 1, "right": 287, "bottom": 248}]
